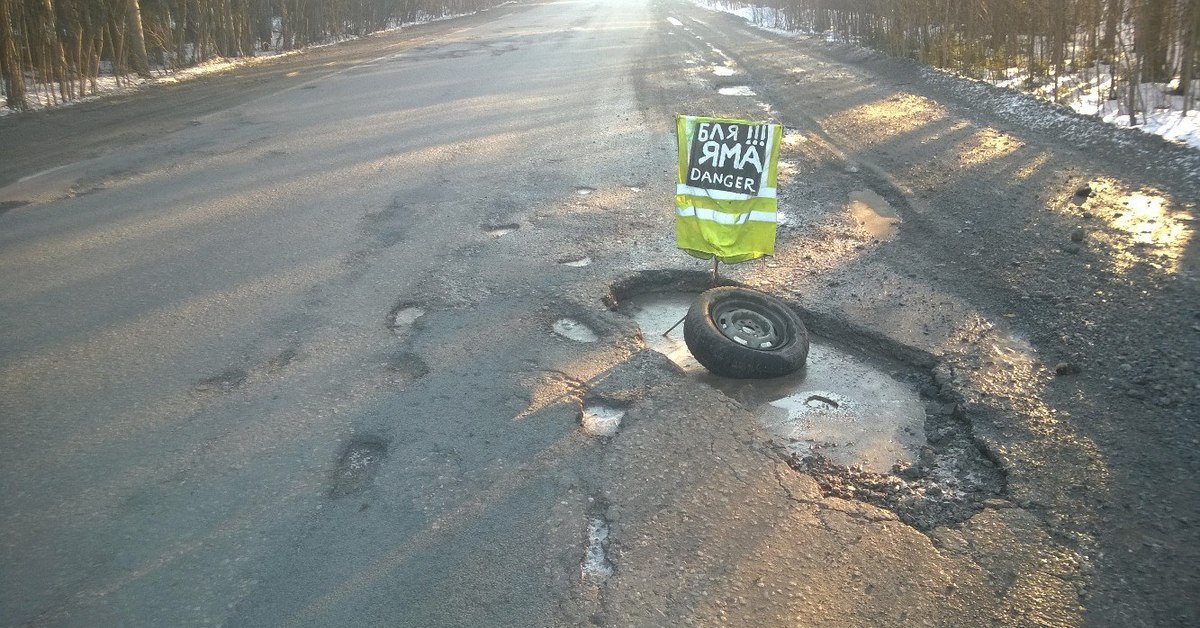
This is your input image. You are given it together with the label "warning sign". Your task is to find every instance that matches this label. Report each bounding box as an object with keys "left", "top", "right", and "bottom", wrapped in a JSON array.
[
  {"left": 684, "top": 121, "right": 771, "bottom": 195},
  {"left": 675, "top": 114, "right": 782, "bottom": 264}
]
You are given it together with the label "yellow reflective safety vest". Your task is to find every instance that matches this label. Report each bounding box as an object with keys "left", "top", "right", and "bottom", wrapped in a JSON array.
[{"left": 676, "top": 114, "right": 782, "bottom": 263}]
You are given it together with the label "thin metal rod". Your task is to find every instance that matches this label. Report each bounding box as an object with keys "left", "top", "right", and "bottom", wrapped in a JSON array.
[
  {"left": 662, "top": 314, "right": 687, "bottom": 338},
  {"left": 712, "top": 257, "right": 720, "bottom": 282}
]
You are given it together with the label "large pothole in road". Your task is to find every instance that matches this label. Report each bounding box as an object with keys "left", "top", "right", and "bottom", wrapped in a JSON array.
[
  {"left": 607, "top": 271, "right": 1004, "bottom": 530},
  {"left": 619, "top": 290, "right": 924, "bottom": 472}
]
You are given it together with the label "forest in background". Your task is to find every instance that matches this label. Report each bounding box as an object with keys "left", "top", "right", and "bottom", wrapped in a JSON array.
[
  {"left": 1, "top": 0, "right": 1197, "bottom": 125},
  {"left": 0, "top": 0, "right": 499, "bottom": 110},
  {"left": 720, "top": 0, "right": 1199, "bottom": 121}
]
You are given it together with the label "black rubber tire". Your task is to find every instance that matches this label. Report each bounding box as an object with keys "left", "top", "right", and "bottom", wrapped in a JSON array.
[{"left": 683, "top": 287, "right": 809, "bottom": 379}]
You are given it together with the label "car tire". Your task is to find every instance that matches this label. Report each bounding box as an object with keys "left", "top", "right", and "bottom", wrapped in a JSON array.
[{"left": 683, "top": 286, "right": 809, "bottom": 379}]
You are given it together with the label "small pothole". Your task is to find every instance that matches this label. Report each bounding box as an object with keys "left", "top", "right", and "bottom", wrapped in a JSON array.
[
  {"left": 329, "top": 437, "right": 388, "bottom": 498},
  {"left": 713, "top": 66, "right": 735, "bottom": 77},
  {"left": 194, "top": 368, "right": 248, "bottom": 393},
  {"left": 582, "top": 513, "right": 614, "bottom": 581},
  {"left": 848, "top": 190, "right": 901, "bottom": 240},
  {"left": 558, "top": 256, "right": 592, "bottom": 267},
  {"left": 575, "top": 187, "right": 595, "bottom": 196},
  {"left": 581, "top": 404, "right": 625, "bottom": 437},
  {"left": 718, "top": 85, "right": 756, "bottom": 96},
  {"left": 388, "top": 303, "right": 426, "bottom": 334},
  {"left": 552, "top": 318, "right": 598, "bottom": 343},
  {"left": 0, "top": 200, "right": 30, "bottom": 215},
  {"left": 483, "top": 223, "right": 520, "bottom": 237},
  {"left": 385, "top": 352, "right": 430, "bottom": 383}
]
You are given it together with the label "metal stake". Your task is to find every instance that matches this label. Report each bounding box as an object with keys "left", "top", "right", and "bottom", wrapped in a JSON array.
[
  {"left": 664, "top": 256, "right": 720, "bottom": 338},
  {"left": 662, "top": 313, "right": 687, "bottom": 338}
]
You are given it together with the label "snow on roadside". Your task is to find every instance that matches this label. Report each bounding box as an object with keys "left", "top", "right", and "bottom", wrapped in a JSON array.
[{"left": 691, "top": 0, "right": 1200, "bottom": 152}]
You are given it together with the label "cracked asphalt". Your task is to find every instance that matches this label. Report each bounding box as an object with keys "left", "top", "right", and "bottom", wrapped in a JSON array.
[{"left": 1, "top": 0, "right": 1198, "bottom": 625}]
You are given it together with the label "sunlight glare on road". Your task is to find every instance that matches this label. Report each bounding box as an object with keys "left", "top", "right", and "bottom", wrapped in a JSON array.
[
  {"left": 953, "top": 128, "right": 1024, "bottom": 168},
  {"left": 1012, "top": 151, "right": 1052, "bottom": 180},
  {"left": 1074, "top": 178, "right": 1194, "bottom": 275},
  {"left": 824, "top": 93, "right": 948, "bottom": 147}
]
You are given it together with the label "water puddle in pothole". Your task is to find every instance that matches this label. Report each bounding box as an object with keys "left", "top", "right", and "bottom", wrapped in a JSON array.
[
  {"left": 761, "top": 346, "right": 925, "bottom": 473},
  {"left": 619, "top": 292, "right": 924, "bottom": 473},
  {"left": 718, "top": 86, "right": 756, "bottom": 96},
  {"left": 558, "top": 256, "right": 592, "bottom": 267},
  {"left": 713, "top": 66, "right": 735, "bottom": 77},
  {"left": 576, "top": 187, "right": 595, "bottom": 196},
  {"left": 553, "top": 318, "right": 598, "bottom": 343},
  {"left": 581, "top": 404, "right": 625, "bottom": 437},
  {"left": 848, "top": 190, "right": 901, "bottom": 240},
  {"left": 483, "top": 223, "right": 520, "bottom": 237}
]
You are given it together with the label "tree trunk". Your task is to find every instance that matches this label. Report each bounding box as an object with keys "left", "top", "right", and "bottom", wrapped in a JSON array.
[
  {"left": 0, "top": 0, "right": 27, "bottom": 110},
  {"left": 1102, "top": 0, "right": 1123, "bottom": 62},
  {"left": 1134, "top": 0, "right": 1170, "bottom": 82},
  {"left": 126, "top": 0, "right": 152, "bottom": 77},
  {"left": 1181, "top": 0, "right": 1199, "bottom": 113}
]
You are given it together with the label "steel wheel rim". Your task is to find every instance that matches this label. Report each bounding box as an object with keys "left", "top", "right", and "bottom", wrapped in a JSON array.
[{"left": 712, "top": 301, "right": 785, "bottom": 350}]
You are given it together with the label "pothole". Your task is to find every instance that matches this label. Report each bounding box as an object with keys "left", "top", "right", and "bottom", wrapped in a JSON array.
[
  {"left": 713, "top": 66, "right": 736, "bottom": 77},
  {"left": 582, "top": 512, "right": 614, "bottom": 581},
  {"left": 761, "top": 346, "right": 926, "bottom": 473},
  {"left": 558, "top": 256, "right": 592, "bottom": 267},
  {"left": 718, "top": 86, "right": 756, "bottom": 96},
  {"left": 581, "top": 404, "right": 625, "bottom": 437},
  {"left": 848, "top": 190, "right": 901, "bottom": 240},
  {"left": 0, "top": 200, "right": 30, "bottom": 215},
  {"left": 616, "top": 291, "right": 703, "bottom": 370},
  {"left": 575, "top": 187, "right": 595, "bottom": 196},
  {"left": 483, "top": 223, "right": 520, "bottom": 237},
  {"left": 619, "top": 291, "right": 924, "bottom": 472},
  {"left": 607, "top": 272, "right": 1003, "bottom": 530},
  {"left": 553, "top": 318, "right": 598, "bottom": 343},
  {"left": 194, "top": 368, "right": 248, "bottom": 393},
  {"left": 329, "top": 437, "right": 388, "bottom": 498},
  {"left": 385, "top": 352, "right": 430, "bottom": 384},
  {"left": 388, "top": 302, "right": 426, "bottom": 334}
]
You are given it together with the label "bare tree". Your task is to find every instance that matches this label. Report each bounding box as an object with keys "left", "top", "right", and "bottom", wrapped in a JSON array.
[
  {"left": 125, "top": 0, "right": 152, "bottom": 78},
  {"left": 0, "top": 0, "right": 26, "bottom": 109}
]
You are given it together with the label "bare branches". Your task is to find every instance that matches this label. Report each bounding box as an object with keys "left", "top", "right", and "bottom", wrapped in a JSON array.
[
  {"left": 0, "top": 0, "right": 503, "bottom": 108},
  {"left": 759, "top": 0, "right": 1198, "bottom": 124}
]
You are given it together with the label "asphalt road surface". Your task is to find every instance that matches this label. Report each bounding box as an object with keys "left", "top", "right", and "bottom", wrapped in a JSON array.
[{"left": 3, "top": 0, "right": 1198, "bottom": 626}]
